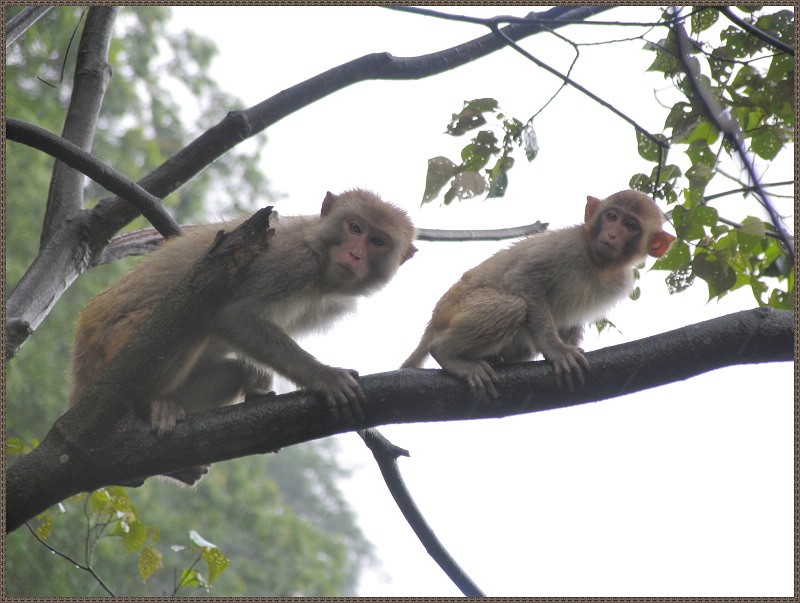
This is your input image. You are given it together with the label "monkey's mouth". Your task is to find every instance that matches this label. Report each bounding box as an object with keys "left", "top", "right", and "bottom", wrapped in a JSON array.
[
  {"left": 335, "top": 262, "right": 358, "bottom": 279},
  {"left": 596, "top": 240, "right": 620, "bottom": 257}
]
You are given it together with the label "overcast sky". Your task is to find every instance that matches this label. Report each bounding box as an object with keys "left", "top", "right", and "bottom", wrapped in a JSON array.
[{"left": 168, "top": 6, "right": 793, "bottom": 596}]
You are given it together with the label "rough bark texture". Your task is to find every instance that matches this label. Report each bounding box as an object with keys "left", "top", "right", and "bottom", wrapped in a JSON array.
[{"left": 6, "top": 307, "right": 791, "bottom": 533}]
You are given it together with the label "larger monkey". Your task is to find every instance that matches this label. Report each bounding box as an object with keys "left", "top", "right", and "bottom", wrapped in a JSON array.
[
  {"left": 71, "top": 190, "right": 416, "bottom": 452},
  {"left": 403, "top": 190, "right": 675, "bottom": 398}
]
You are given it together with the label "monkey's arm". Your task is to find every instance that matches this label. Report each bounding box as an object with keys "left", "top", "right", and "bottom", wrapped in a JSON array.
[
  {"left": 217, "top": 303, "right": 365, "bottom": 420},
  {"left": 526, "top": 301, "right": 590, "bottom": 390}
]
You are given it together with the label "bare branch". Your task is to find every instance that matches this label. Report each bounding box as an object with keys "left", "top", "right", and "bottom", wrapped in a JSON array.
[
  {"left": 5, "top": 6, "right": 53, "bottom": 48},
  {"left": 6, "top": 118, "right": 182, "bottom": 239},
  {"left": 360, "top": 428, "right": 485, "bottom": 597},
  {"left": 41, "top": 7, "right": 118, "bottom": 246}
]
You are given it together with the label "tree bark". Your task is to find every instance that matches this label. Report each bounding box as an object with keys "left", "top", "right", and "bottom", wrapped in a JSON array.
[{"left": 6, "top": 307, "right": 791, "bottom": 533}]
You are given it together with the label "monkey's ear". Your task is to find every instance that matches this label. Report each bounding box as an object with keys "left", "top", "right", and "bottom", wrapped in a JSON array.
[
  {"left": 648, "top": 231, "right": 677, "bottom": 257},
  {"left": 584, "top": 196, "right": 602, "bottom": 222},
  {"left": 321, "top": 191, "right": 339, "bottom": 217},
  {"left": 401, "top": 244, "right": 418, "bottom": 265}
]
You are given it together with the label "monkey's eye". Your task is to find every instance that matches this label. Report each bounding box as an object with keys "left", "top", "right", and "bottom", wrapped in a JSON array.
[
  {"left": 623, "top": 219, "right": 639, "bottom": 232},
  {"left": 348, "top": 222, "right": 363, "bottom": 234},
  {"left": 604, "top": 210, "right": 618, "bottom": 222},
  {"left": 370, "top": 236, "right": 387, "bottom": 247}
]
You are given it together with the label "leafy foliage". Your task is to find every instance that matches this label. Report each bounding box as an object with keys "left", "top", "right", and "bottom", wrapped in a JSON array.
[
  {"left": 639, "top": 7, "right": 793, "bottom": 307},
  {"left": 422, "top": 98, "right": 532, "bottom": 204},
  {"left": 422, "top": 7, "right": 793, "bottom": 308}
]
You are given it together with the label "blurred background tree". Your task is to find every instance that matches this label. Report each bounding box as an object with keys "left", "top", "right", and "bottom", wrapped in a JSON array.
[{"left": 6, "top": 6, "right": 373, "bottom": 596}]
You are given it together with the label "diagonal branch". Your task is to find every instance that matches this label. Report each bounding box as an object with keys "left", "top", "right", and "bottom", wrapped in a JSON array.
[
  {"left": 6, "top": 118, "right": 182, "bottom": 238},
  {"left": 360, "top": 428, "right": 485, "bottom": 596},
  {"left": 6, "top": 307, "right": 791, "bottom": 532},
  {"left": 717, "top": 6, "right": 793, "bottom": 56}
]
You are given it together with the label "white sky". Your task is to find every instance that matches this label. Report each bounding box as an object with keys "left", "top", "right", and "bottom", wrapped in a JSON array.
[{"left": 169, "top": 6, "right": 793, "bottom": 597}]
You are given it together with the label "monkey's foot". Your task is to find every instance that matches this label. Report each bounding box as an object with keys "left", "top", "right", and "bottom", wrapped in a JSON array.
[
  {"left": 150, "top": 399, "right": 186, "bottom": 436},
  {"left": 165, "top": 464, "right": 209, "bottom": 486},
  {"left": 441, "top": 358, "right": 500, "bottom": 400}
]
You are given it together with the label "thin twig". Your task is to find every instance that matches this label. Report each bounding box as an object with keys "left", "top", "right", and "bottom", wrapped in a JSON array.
[
  {"left": 25, "top": 521, "right": 115, "bottom": 596},
  {"left": 359, "top": 428, "right": 486, "bottom": 597}
]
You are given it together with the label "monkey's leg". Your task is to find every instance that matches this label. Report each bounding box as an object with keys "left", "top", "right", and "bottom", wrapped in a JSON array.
[
  {"left": 160, "top": 353, "right": 264, "bottom": 486},
  {"left": 430, "top": 288, "right": 527, "bottom": 399}
]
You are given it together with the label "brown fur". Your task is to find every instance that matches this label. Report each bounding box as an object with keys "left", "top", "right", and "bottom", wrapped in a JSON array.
[
  {"left": 70, "top": 189, "right": 415, "bottom": 483},
  {"left": 403, "top": 190, "right": 675, "bottom": 398}
]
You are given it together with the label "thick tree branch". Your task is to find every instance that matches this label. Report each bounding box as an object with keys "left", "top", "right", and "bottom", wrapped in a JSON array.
[
  {"left": 5, "top": 6, "right": 53, "bottom": 48},
  {"left": 6, "top": 307, "right": 791, "bottom": 533},
  {"left": 6, "top": 119, "right": 182, "bottom": 239},
  {"left": 41, "top": 7, "right": 118, "bottom": 246}
]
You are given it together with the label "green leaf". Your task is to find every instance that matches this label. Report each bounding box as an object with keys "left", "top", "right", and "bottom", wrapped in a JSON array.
[
  {"left": 751, "top": 129, "right": 782, "bottom": 160},
  {"left": 447, "top": 107, "right": 487, "bottom": 136},
  {"left": 692, "top": 251, "right": 737, "bottom": 298},
  {"left": 35, "top": 511, "right": 55, "bottom": 540},
  {"left": 451, "top": 170, "right": 488, "bottom": 200},
  {"left": 487, "top": 157, "right": 511, "bottom": 199},
  {"left": 422, "top": 156, "right": 457, "bottom": 204},
  {"left": 465, "top": 97, "right": 499, "bottom": 113},
  {"left": 203, "top": 547, "right": 230, "bottom": 584},
  {"left": 738, "top": 216, "right": 766, "bottom": 253},
  {"left": 138, "top": 545, "right": 163, "bottom": 583},
  {"left": 691, "top": 8, "right": 719, "bottom": 33},
  {"left": 693, "top": 205, "right": 718, "bottom": 227},
  {"left": 636, "top": 129, "right": 661, "bottom": 162},
  {"left": 124, "top": 520, "right": 148, "bottom": 553},
  {"left": 652, "top": 239, "right": 691, "bottom": 271},
  {"left": 646, "top": 38, "right": 680, "bottom": 75},
  {"left": 177, "top": 568, "right": 202, "bottom": 589},
  {"left": 665, "top": 267, "right": 695, "bottom": 294},
  {"left": 6, "top": 436, "right": 32, "bottom": 455},
  {"left": 672, "top": 205, "right": 705, "bottom": 240}
]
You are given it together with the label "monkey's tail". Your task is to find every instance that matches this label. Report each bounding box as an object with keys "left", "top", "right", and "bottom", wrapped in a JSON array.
[{"left": 401, "top": 328, "right": 432, "bottom": 368}]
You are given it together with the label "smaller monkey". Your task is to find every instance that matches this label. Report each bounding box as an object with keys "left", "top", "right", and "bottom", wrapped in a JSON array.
[
  {"left": 71, "top": 189, "right": 416, "bottom": 483},
  {"left": 403, "top": 190, "right": 675, "bottom": 398}
]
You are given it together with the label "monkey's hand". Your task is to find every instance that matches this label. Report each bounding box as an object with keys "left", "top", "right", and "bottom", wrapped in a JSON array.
[
  {"left": 309, "top": 366, "right": 366, "bottom": 422},
  {"left": 545, "top": 345, "right": 590, "bottom": 391},
  {"left": 150, "top": 399, "right": 186, "bottom": 437}
]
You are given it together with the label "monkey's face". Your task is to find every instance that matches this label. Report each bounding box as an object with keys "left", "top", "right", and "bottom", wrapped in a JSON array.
[
  {"left": 591, "top": 207, "right": 644, "bottom": 264},
  {"left": 328, "top": 214, "right": 395, "bottom": 288}
]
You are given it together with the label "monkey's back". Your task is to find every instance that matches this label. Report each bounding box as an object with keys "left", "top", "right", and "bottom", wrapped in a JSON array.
[{"left": 465, "top": 225, "right": 636, "bottom": 329}]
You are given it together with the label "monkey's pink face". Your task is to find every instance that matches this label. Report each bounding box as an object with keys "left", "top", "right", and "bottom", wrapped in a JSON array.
[
  {"left": 593, "top": 208, "right": 641, "bottom": 262},
  {"left": 330, "top": 217, "right": 393, "bottom": 283}
]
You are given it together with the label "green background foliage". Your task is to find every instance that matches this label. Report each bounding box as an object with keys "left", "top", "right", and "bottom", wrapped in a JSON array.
[{"left": 6, "top": 6, "right": 373, "bottom": 596}]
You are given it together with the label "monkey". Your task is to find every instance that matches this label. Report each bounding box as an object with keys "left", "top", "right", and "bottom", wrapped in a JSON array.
[
  {"left": 402, "top": 190, "right": 676, "bottom": 399},
  {"left": 70, "top": 189, "right": 416, "bottom": 483}
]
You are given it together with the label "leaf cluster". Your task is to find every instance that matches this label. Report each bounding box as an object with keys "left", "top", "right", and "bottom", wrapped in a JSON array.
[
  {"left": 422, "top": 98, "right": 534, "bottom": 205},
  {"left": 638, "top": 7, "right": 793, "bottom": 307}
]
